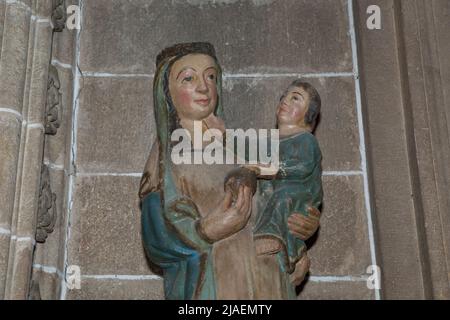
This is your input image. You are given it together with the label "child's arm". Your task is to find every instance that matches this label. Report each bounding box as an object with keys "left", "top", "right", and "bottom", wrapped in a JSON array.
[
  {"left": 278, "top": 136, "right": 321, "bottom": 180},
  {"left": 277, "top": 158, "right": 316, "bottom": 179}
]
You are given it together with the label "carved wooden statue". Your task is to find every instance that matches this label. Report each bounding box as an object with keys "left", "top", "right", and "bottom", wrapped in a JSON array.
[{"left": 139, "top": 42, "right": 321, "bottom": 299}]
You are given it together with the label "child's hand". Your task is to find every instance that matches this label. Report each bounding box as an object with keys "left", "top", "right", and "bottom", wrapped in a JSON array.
[
  {"left": 288, "top": 207, "right": 321, "bottom": 241},
  {"left": 242, "top": 165, "right": 261, "bottom": 175},
  {"left": 203, "top": 114, "right": 225, "bottom": 134},
  {"left": 243, "top": 163, "right": 278, "bottom": 177}
]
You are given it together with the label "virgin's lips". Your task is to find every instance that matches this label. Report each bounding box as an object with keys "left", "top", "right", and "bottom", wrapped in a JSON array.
[{"left": 195, "top": 98, "right": 210, "bottom": 106}]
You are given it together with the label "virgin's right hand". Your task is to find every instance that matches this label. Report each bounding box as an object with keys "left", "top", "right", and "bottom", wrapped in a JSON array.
[
  {"left": 199, "top": 186, "right": 252, "bottom": 242},
  {"left": 221, "top": 186, "right": 252, "bottom": 229}
]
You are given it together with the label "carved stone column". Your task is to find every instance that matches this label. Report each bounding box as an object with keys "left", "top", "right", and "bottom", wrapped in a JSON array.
[
  {"left": 354, "top": 0, "right": 450, "bottom": 299},
  {"left": 0, "top": 0, "right": 58, "bottom": 299}
]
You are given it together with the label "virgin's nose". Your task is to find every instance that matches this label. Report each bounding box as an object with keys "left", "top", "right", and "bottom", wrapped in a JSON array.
[{"left": 196, "top": 76, "right": 208, "bottom": 94}]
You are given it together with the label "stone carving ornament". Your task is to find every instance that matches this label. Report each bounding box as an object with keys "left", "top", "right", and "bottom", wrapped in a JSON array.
[
  {"left": 51, "top": 0, "right": 67, "bottom": 33},
  {"left": 45, "top": 66, "right": 62, "bottom": 136},
  {"left": 36, "top": 165, "right": 57, "bottom": 243}
]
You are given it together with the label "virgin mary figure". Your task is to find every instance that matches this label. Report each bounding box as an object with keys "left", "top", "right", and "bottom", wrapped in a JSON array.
[{"left": 139, "top": 42, "right": 319, "bottom": 300}]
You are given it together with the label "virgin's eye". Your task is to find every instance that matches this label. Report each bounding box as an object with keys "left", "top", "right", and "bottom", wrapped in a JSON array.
[
  {"left": 182, "top": 76, "right": 193, "bottom": 83},
  {"left": 292, "top": 96, "right": 299, "bottom": 101}
]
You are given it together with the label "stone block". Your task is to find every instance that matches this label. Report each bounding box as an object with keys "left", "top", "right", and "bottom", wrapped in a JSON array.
[
  {"left": 33, "top": 168, "right": 67, "bottom": 271},
  {"left": 413, "top": 129, "right": 450, "bottom": 299},
  {"left": 0, "top": 1, "right": 5, "bottom": 53},
  {"left": 76, "top": 77, "right": 155, "bottom": 173},
  {"left": 5, "top": 238, "right": 34, "bottom": 299},
  {"left": 80, "top": 0, "right": 352, "bottom": 74},
  {"left": 0, "top": 113, "right": 21, "bottom": 230},
  {"left": 17, "top": 0, "right": 32, "bottom": 8},
  {"left": 0, "top": 3, "right": 31, "bottom": 111},
  {"left": 32, "top": 0, "right": 53, "bottom": 17},
  {"left": 434, "top": 1, "right": 450, "bottom": 110},
  {"left": 51, "top": 0, "right": 77, "bottom": 68},
  {"left": 68, "top": 176, "right": 155, "bottom": 275},
  {"left": 398, "top": 0, "right": 450, "bottom": 299},
  {"left": 308, "top": 175, "right": 371, "bottom": 276},
  {"left": 298, "top": 279, "right": 375, "bottom": 300},
  {"left": 15, "top": 126, "right": 45, "bottom": 237},
  {"left": 0, "top": 234, "right": 11, "bottom": 300},
  {"left": 30, "top": 268, "right": 61, "bottom": 300},
  {"left": 356, "top": 0, "right": 429, "bottom": 299},
  {"left": 50, "top": 0, "right": 79, "bottom": 61},
  {"left": 222, "top": 76, "right": 361, "bottom": 171},
  {"left": 66, "top": 278, "right": 164, "bottom": 300},
  {"left": 27, "top": 21, "right": 53, "bottom": 124},
  {"left": 52, "top": 30, "right": 74, "bottom": 67}
]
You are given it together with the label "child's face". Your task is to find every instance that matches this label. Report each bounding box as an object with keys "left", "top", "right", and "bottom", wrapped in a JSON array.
[{"left": 276, "top": 86, "right": 309, "bottom": 127}]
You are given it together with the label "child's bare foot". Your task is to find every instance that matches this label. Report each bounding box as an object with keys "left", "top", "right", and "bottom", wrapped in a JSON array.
[{"left": 290, "top": 253, "right": 311, "bottom": 286}]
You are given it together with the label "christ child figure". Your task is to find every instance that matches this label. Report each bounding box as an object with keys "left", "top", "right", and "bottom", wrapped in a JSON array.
[{"left": 249, "top": 80, "right": 323, "bottom": 274}]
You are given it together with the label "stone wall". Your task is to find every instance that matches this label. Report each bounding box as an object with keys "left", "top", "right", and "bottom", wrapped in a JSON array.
[
  {"left": 30, "top": 0, "right": 76, "bottom": 299},
  {"left": 60, "top": 0, "right": 375, "bottom": 300},
  {"left": 1, "top": 0, "right": 449, "bottom": 300}
]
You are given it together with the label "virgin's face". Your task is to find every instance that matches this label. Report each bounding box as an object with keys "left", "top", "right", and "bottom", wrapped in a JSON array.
[
  {"left": 168, "top": 54, "right": 218, "bottom": 121},
  {"left": 276, "top": 86, "right": 309, "bottom": 126}
]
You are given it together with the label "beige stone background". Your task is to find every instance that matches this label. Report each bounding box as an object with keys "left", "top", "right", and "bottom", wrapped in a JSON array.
[{"left": 0, "top": 0, "right": 449, "bottom": 300}]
